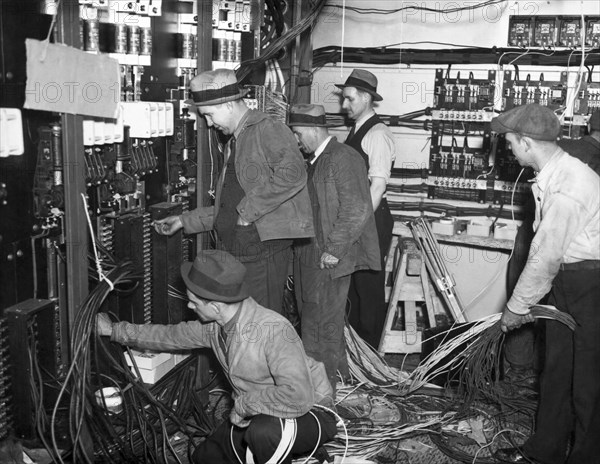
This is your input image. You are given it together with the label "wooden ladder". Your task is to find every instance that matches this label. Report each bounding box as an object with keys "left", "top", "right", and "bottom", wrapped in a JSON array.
[{"left": 378, "top": 238, "right": 442, "bottom": 354}]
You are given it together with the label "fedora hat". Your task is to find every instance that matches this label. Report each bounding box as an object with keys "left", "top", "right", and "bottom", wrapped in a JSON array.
[
  {"left": 288, "top": 104, "right": 330, "bottom": 127},
  {"left": 181, "top": 250, "right": 250, "bottom": 303},
  {"left": 335, "top": 69, "right": 382, "bottom": 101},
  {"left": 185, "top": 69, "right": 250, "bottom": 107}
]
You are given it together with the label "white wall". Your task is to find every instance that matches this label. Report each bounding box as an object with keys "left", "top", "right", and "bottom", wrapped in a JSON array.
[{"left": 308, "top": 0, "right": 599, "bottom": 320}]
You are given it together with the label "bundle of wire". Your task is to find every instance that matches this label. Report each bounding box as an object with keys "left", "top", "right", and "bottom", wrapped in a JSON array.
[
  {"left": 344, "top": 322, "right": 412, "bottom": 388},
  {"left": 45, "top": 250, "right": 216, "bottom": 464},
  {"left": 405, "top": 305, "right": 576, "bottom": 405},
  {"left": 236, "top": 0, "right": 326, "bottom": 82}
]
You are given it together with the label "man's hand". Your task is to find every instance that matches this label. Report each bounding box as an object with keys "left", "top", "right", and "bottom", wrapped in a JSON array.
[
  {"left": 319, "top": 252, "right": 339, "bottom": 269},
  {"left": 96, "top": 313, "right": 114, "bottom": 337},
  {"left": 153, "top": 215, "right": 183, "bottom": 236},
  {"left": 229, "top": 409, "right": 251, "bottom": 428},
  {"left": 500, "top": 306, "right": 535, "bottom": 333},
  {"left": 236, "top": 215, "right": 251, "bottom": 226}
]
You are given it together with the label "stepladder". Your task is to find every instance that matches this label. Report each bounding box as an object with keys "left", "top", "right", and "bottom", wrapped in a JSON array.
[{"left": 378, "top": 238, "right": 445, "bottom": 354}]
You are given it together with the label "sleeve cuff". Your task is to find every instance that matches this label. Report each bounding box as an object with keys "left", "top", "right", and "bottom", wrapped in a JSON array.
[{"left": 506, "top": 299, "right": 531, "bottom": 315}]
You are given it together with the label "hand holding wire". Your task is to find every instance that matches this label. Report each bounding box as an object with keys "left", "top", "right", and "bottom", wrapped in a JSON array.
[{"left": 500, "top": 306, "right": 534, "bottom": 333}]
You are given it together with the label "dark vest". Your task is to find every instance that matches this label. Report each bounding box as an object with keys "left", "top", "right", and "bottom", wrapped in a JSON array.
[
  {"left": 344, "top": 114, "right": 384, "bottom": 170},
  {"left": 214, "top": 138, "right": 245, "bottom": 250}
]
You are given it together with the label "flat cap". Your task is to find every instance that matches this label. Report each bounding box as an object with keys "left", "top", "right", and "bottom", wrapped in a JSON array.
[{"left": 491, "top": 104, "right": 561, "bottom": 141}]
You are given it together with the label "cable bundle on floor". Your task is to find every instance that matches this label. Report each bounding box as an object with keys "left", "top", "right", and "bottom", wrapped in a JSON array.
[
  {"left": 344, "top": 323, "right": 412, "bottom": 388},
  {"left": 405, "top": 305, "right": 576, "bottom": 405}
]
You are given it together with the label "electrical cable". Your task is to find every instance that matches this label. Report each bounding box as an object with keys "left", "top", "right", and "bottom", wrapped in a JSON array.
[{"left": 324, "top": 0, "right": 507, "bottom": 15}]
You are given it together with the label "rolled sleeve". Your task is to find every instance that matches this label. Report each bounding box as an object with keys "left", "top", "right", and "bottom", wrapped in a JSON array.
[{"left": 362, "top": 123, "right": 396, "bottom": 182}]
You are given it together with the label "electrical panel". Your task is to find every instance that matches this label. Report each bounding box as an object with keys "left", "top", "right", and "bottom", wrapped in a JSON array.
[
  {"left": 508, "top": 16, "right": 534, "bottom": 47},
  {"left": 5, "top": 299, "right": 66, "bottom": 440},
  {"left": 33, "top": 125, "right": 65, "bottom": 231},
  {"left": 558, "top": 17, "right": 583, "bottom": 48},
  {"left": 533, "top": 17, "right": 558, "bottom": 48},
  {"left": 433, "top": 69, "right": 497, "bottom": 115},
  {"left": 509, "top": 15, "right": 600, "bottom": 48},
  {"left": 575, "top": 79, "right": 600, "bottom": 115},
  {"left": 100, "top": 213, "right": 153, "bottom": 324},
  {"left": 428, "top": 70, "right": 496, "bottom": 203},
  {"left": 0, "top": 317, "right": 12, "bottom": 441},
  {"left": 502, "top": 71, "right": 567, "bottom": 111},
  {"left": 585, "top": 17, "right": 600, "bottom": 48}
]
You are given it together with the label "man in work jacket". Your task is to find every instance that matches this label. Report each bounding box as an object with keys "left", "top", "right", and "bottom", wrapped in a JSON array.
[
  {"left": 289, "top": 104, "right": 380, "bottom": 391},
  {"left": 97, "top": 249, "right": 337, "bottom": 464},
  {"left": 154, "top": 69, "right": 313, "bottom": 314}
]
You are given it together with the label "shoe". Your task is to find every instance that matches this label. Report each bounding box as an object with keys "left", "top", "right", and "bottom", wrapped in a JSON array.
[{"left": 494, "top": 447, "right": 539, "bottom": 463}]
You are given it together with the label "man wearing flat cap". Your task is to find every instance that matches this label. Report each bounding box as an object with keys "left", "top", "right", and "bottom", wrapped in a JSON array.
[
  {"left": 155, "top": 69, "right": 313, "bottom": 314},
  {"left": 97, "top": 249, "right": 337, "bottom": 464},
  {"left": 336, "top": 69, "right": 397, "bottom": 348},
  {"left": 288, "top": 104, "right": 380, "bottom": 390},
  {"left": 490, "top": 104, "right": 600, "bottom": 464}
]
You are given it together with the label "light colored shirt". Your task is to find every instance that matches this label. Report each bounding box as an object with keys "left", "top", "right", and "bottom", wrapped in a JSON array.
[
  {"left": 309, "top": 135, "right": 333, "bottom": 165},
  {"left": 507, "top": 148, "right": 600, "bottom": 315},
  {"left": 354, "top": 111, "right": 396, "bottom": 183}
]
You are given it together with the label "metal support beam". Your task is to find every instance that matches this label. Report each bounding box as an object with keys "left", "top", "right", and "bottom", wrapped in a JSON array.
[
  {"left": 57, "top": 0, "right": 88, "bottom": 336},
  {"left": 289, "top": 1, "right": 313, "bottom": 104}
]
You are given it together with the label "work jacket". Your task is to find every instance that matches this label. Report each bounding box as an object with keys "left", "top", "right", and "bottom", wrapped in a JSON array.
[
  {"left": 111, "top": 297, "right": 333, "bottom": 419},
  {"left": 298, "top": 137, "right": 381, "bottom": 279},
  {"left": 180, "top": 110, "right": 314, "bottom": 241}
]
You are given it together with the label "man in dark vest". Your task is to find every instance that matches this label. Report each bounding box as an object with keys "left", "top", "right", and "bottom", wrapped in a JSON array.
[
  {"left": 288, "top": 104, "right": 380, "bottom": 391},
  {"left": 336, "top": 69, "right": 397, "bottom": 348},
  {"left": 154, "top": 69, "right": 314, "bottom": 314}
]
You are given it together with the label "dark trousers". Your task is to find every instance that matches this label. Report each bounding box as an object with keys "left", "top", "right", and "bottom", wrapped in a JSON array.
[
  {"left": 523, "top": 267, "right": 600, "bottom": 464},
  {"left": 347, "top": 198, "right": 394, "bottom": 348},
  {"left": 191, "top": 409, "right": 337, "bottom": 464},
  {"left": 297, "top": 263, "right": 351, "bottom": 392},
  {"left": 504, "top": 208, "right": 537, "bottom": 369},
  {"left": 219, "top": 223, "right": 292, "bottom": 314}
]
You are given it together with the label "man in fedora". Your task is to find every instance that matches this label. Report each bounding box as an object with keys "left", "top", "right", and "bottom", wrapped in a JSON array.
[
  {"left": 154, "top": 69, "right": 313, "bottom": 314},
  {"left": 336, "top": 69, "right": 396, "bottom": 347},
  {"left": 288, "top": 104, "right": 380, "bottom": 390},
  {"left": 489, "top": 104, "right": 600, "bottom": 464},
  {"left": 97, "top": 249, "right": 337, "bottom": 464}
]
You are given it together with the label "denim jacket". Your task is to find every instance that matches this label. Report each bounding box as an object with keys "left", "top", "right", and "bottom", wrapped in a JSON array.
[
  {"left": 180, "top": 110, "right": 314, "bottom": 241},
  {"left": 111, "top": 297, "right": 333, "bottom": 418}
]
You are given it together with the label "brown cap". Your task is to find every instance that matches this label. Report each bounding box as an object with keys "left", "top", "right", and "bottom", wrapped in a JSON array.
[
  {"left": 491, "top": 104, "right": 561, "bottom": 141},
  {"left": 335, "top": 69, "right": 383, "bottom": 101},
  {"left": 287, "top": 104, "right": 329, "bottom": 127},
  {"left": 185, "top": 69, "right": 249, "bottom": 107},
  {"left": 180, "top": 250, "right": 249, "bottom": 303}
]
